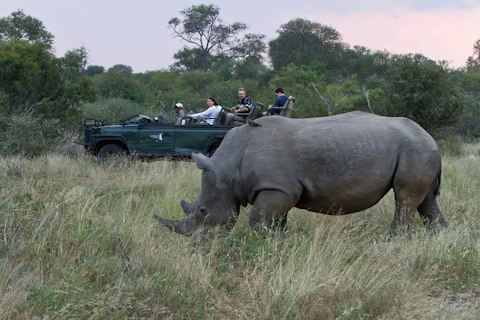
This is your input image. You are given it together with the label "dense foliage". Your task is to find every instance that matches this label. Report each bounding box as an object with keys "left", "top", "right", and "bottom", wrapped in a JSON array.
[{"left": 0, "top": 6, "right": 479, "bottom": 156}]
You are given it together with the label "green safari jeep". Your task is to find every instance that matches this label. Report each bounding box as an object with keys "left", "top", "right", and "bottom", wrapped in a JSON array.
[
  {"left": 77, "top": 98, "right": 295, "bottom": 161},
  {"left": 78, "top": 113, "right": 235, "bottom": 161}
]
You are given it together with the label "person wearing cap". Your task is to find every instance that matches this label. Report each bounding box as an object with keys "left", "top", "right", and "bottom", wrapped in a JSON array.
[
  {"left": 188, "top": 96, "right": 222, "bottom": 125},
  {"left": 267, "top": 88, "right": 288, "bottom": 115},
  {"left": 174, "top": 103, "right": 186, "bottom": 125}
]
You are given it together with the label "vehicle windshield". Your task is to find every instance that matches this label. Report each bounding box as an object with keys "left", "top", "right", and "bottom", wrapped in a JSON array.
[{"left": 120, "top": 114, "right": 153, "bottom": 125}]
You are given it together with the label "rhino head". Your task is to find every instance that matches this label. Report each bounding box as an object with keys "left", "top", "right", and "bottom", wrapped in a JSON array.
[{"left": 154, "top": 153, "right": 240, "bottom": 235}]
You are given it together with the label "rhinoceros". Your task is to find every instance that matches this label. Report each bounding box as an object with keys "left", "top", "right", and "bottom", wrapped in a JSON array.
[{"left": 154, "top": 112, "right": 446, "bottom": 235}]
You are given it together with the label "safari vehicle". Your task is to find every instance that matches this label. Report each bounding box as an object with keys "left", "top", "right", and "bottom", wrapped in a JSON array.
[{"left": 77, "top": 97, "right": 295, "bottom": 161}]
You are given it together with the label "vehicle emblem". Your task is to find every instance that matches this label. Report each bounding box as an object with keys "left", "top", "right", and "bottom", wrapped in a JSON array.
[{"left": 149, "top": 133, "right": 164, "bottom": 141}]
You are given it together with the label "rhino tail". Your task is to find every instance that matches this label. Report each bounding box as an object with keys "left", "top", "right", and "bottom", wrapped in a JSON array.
[{"left": 433, "top": 166, "right": 441, "bottom": 196}]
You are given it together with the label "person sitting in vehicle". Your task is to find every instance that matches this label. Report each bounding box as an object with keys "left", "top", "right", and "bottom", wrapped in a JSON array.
[
  {"left": 267, "top": 87, "right": 288, "bottom": 115},
  {"left": 174, "top": 103, "right": 186, "bottom": 125},
  {"left": 230, "top": 88, "right": 252, "bottom": 114},
  {"left": 187, "top": 96, "right": 222, "bottom": 125}
]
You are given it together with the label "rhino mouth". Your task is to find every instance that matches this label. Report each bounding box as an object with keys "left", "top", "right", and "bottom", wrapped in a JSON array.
[{"left": 153, "top": 213, "right": 200, "bottom": 235}]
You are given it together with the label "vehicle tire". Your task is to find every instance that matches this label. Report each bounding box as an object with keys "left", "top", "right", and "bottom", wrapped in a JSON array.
[
  {"left": 97, "top": 144, "right": 128, "bottom": 164},
  {"left": 208, "top": 146, "right": 218, "bottom": 157}
]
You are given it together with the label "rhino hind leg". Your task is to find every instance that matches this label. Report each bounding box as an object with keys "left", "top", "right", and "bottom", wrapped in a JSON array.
[
  {"left": 417, "top": 187, "right": 446, "bottom": 231},
  {"left": 390, "top": 150, "right": 443, "bottom": 235},
  {"left": 390, "top": 178, "right": 433, "bottom": 235},
  {"left": 248, "top": 190, "right": 294, "bottom": 232}
]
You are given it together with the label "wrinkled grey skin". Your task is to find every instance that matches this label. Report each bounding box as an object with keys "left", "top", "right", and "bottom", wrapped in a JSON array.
[{"left": 154, "top": 112, "right": 446, "bottom": 235}]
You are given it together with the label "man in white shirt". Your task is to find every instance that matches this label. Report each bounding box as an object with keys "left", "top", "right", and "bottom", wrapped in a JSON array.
[{"left": 188, "top": 96, "right": 222, "bottom": 125}]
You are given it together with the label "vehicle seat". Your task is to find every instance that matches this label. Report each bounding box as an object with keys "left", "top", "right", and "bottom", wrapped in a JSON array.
[
  {"left": 281, "top": 96, "right": 295, "bottom": 117},
  {"left": 214, "top": 110, "right": 227, "bottom": 125},
  {"left": 250, "top": 102, "right": 264, "bottom": 120},
  {"left": 264, "top": 96, "right": 295, "bottom": 117},
  {"left": 234, "top": 102, "right": 264, "bottom": 122}
]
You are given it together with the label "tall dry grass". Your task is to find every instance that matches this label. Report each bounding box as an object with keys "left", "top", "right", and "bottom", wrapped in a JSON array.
[{"left": 0, "top": 142, "right": 479, "bottom": 319}]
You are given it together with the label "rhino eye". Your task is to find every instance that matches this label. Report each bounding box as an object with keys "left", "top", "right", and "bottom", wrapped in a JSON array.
[{"left": 199, "top": 207, "right": 207, "bottom": 215}]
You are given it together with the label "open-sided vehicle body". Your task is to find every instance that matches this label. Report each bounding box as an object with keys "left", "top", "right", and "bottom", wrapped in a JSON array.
[
  {"left": 79, "top": 114, "right": 232, "bottom": 159},
  {"left": 78, "top": 97, "right": 295, "bottom": 160}
]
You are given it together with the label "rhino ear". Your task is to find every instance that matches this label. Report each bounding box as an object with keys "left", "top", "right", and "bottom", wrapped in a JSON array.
[{"left": 192, "top": 153, "right": 214, "bottom": 171}]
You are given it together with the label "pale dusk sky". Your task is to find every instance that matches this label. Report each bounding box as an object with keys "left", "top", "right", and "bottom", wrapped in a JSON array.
[{"left": 1, "top": 0, "right": 479, "bottom": 72}]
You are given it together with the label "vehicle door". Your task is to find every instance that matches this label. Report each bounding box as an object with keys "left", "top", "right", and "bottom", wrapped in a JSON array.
[
  {"left": 174, "top": 123, "right": 227, "bottom": 156},
  {"left": 136, "top": 121, "right": 175, "bottom": 155}
]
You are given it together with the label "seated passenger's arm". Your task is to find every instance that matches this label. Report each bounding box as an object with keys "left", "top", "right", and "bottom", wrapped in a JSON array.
[
  {"left": 190, "top": 109, "right": 211, "bottom": 119},
  {"left": 236, "top": 106, "right": 250, "bottom": 113}
]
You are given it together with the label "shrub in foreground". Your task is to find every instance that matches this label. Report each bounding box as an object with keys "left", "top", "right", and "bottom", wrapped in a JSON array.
[{"left": 0, "top": 115, "right": 63, "bottom": 157}]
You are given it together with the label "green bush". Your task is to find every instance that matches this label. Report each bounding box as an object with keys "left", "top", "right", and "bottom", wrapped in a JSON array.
[
  {"left": 0, "top": 115, "right": 63, "bottom": 157},
  {"left": 93, "top": 72, "right": 152, "bottom": 104},
  {"left": 382, "top": 55, "right": 463, "bottom": 130},
  {"left": 436, "top": 133, "right": 464, "bottom": 157},
  {"left": 457, "top": 94, "right": 480, "bottom": 137}
]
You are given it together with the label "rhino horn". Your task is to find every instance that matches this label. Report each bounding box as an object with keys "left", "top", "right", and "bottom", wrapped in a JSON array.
[
  {"left": 153, "top": 214, "right": 199, "bottom": 235},
  {"left": 181, "top": 200, "right": 194, "bottom": 216}
]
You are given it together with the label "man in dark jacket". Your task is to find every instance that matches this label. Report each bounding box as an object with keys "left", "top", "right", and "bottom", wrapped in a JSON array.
[{"left": 267, "top": 88, "right": 288, "bottom": 115}]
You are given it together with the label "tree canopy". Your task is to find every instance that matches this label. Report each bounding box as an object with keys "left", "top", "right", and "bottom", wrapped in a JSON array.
[
  {"left": 168, "top": 4, "right": 266, "bottom": 71},
  {"left": 0, "top": 10, "right": 54, "bottom": 48},
  {"left": 466, "top": 39, "right": 480, "bottom": 68},
  {"left": 269, "top": 19, "right": 344, "bottom": 71}
]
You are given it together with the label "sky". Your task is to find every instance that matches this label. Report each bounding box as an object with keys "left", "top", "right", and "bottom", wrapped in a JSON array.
[{"left": 1, "top": 0, "right": 479, "bottom": 72}]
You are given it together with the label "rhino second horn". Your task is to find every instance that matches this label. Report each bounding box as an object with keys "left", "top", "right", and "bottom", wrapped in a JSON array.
[
  {"left": 181, "top": 200, "right": 194, "bottom": 216},
  {"left": 153, "top": 214, "right": 198, "bottom": 235}
]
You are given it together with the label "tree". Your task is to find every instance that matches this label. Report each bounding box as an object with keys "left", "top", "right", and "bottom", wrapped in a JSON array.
[
  {"left": 62, "top": 46, "right": 88, "bottom": 77},
  {"left": 382, "top": 54, "right": 463, "bottom": 130},
  {"left": 168, "top": 4, "right": 266, "bottom": 71},
  {"left": 85, "top": 65, "right": 105, "bottom": 76},
  {"left": 108, "top": 64, "right": 133, "bottom": 76},
  {"left": 0, "top": 10, "right": 54, "bottom": 49},
  {"left": 59, "top": 47, "right": 96, "bottom": 109},
  {"left": 269, "top": 19, "right": 344, "bottom": 71},
  {"left": 466, "top": 39, "right": 480, "bottom": 68},
  {"left": 232, "top": 56, "right": 269, "bottom": 80},
  {"left": 463, "top": 65, "right": 480, "bottom": 96},
  {"left": 171, "top": 47, "right": 206, "bottom": 71},
  {"left": 0, "top": 41, "right": 95, "bottom": 120},
  {"left": 94, "top": 72, "right": 149, "bottom": 103},
  {"left": 0, "top": 41, "right": 63, "bottom": 116}
]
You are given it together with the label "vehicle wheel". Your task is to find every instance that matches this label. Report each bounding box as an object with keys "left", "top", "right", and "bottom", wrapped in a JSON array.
[
  {"left": 208, "top": 146, "right": 218, "bottom": 157},
  {"left": 97, "top": 144, "right": 128, "bottom": 164}
]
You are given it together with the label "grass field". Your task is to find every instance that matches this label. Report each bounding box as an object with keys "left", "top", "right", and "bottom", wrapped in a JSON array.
[{"left": 0, "top": 142, "right": 479, "bottom": 319}]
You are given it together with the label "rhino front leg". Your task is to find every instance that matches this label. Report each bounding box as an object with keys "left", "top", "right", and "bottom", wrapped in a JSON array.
[{"left": 249, "top": 190, "right": 295, "bottom": 232}]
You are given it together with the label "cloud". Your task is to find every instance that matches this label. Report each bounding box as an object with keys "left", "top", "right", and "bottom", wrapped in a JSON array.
[
  {"left": 299, "top": 8, "right": 479, "bottom": 67},
  {"left": 2, "top": 0, "right": 478, "bottom": 71},
  {"left": 287, "top": 0, "right": 480, "bottom": 13}
]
